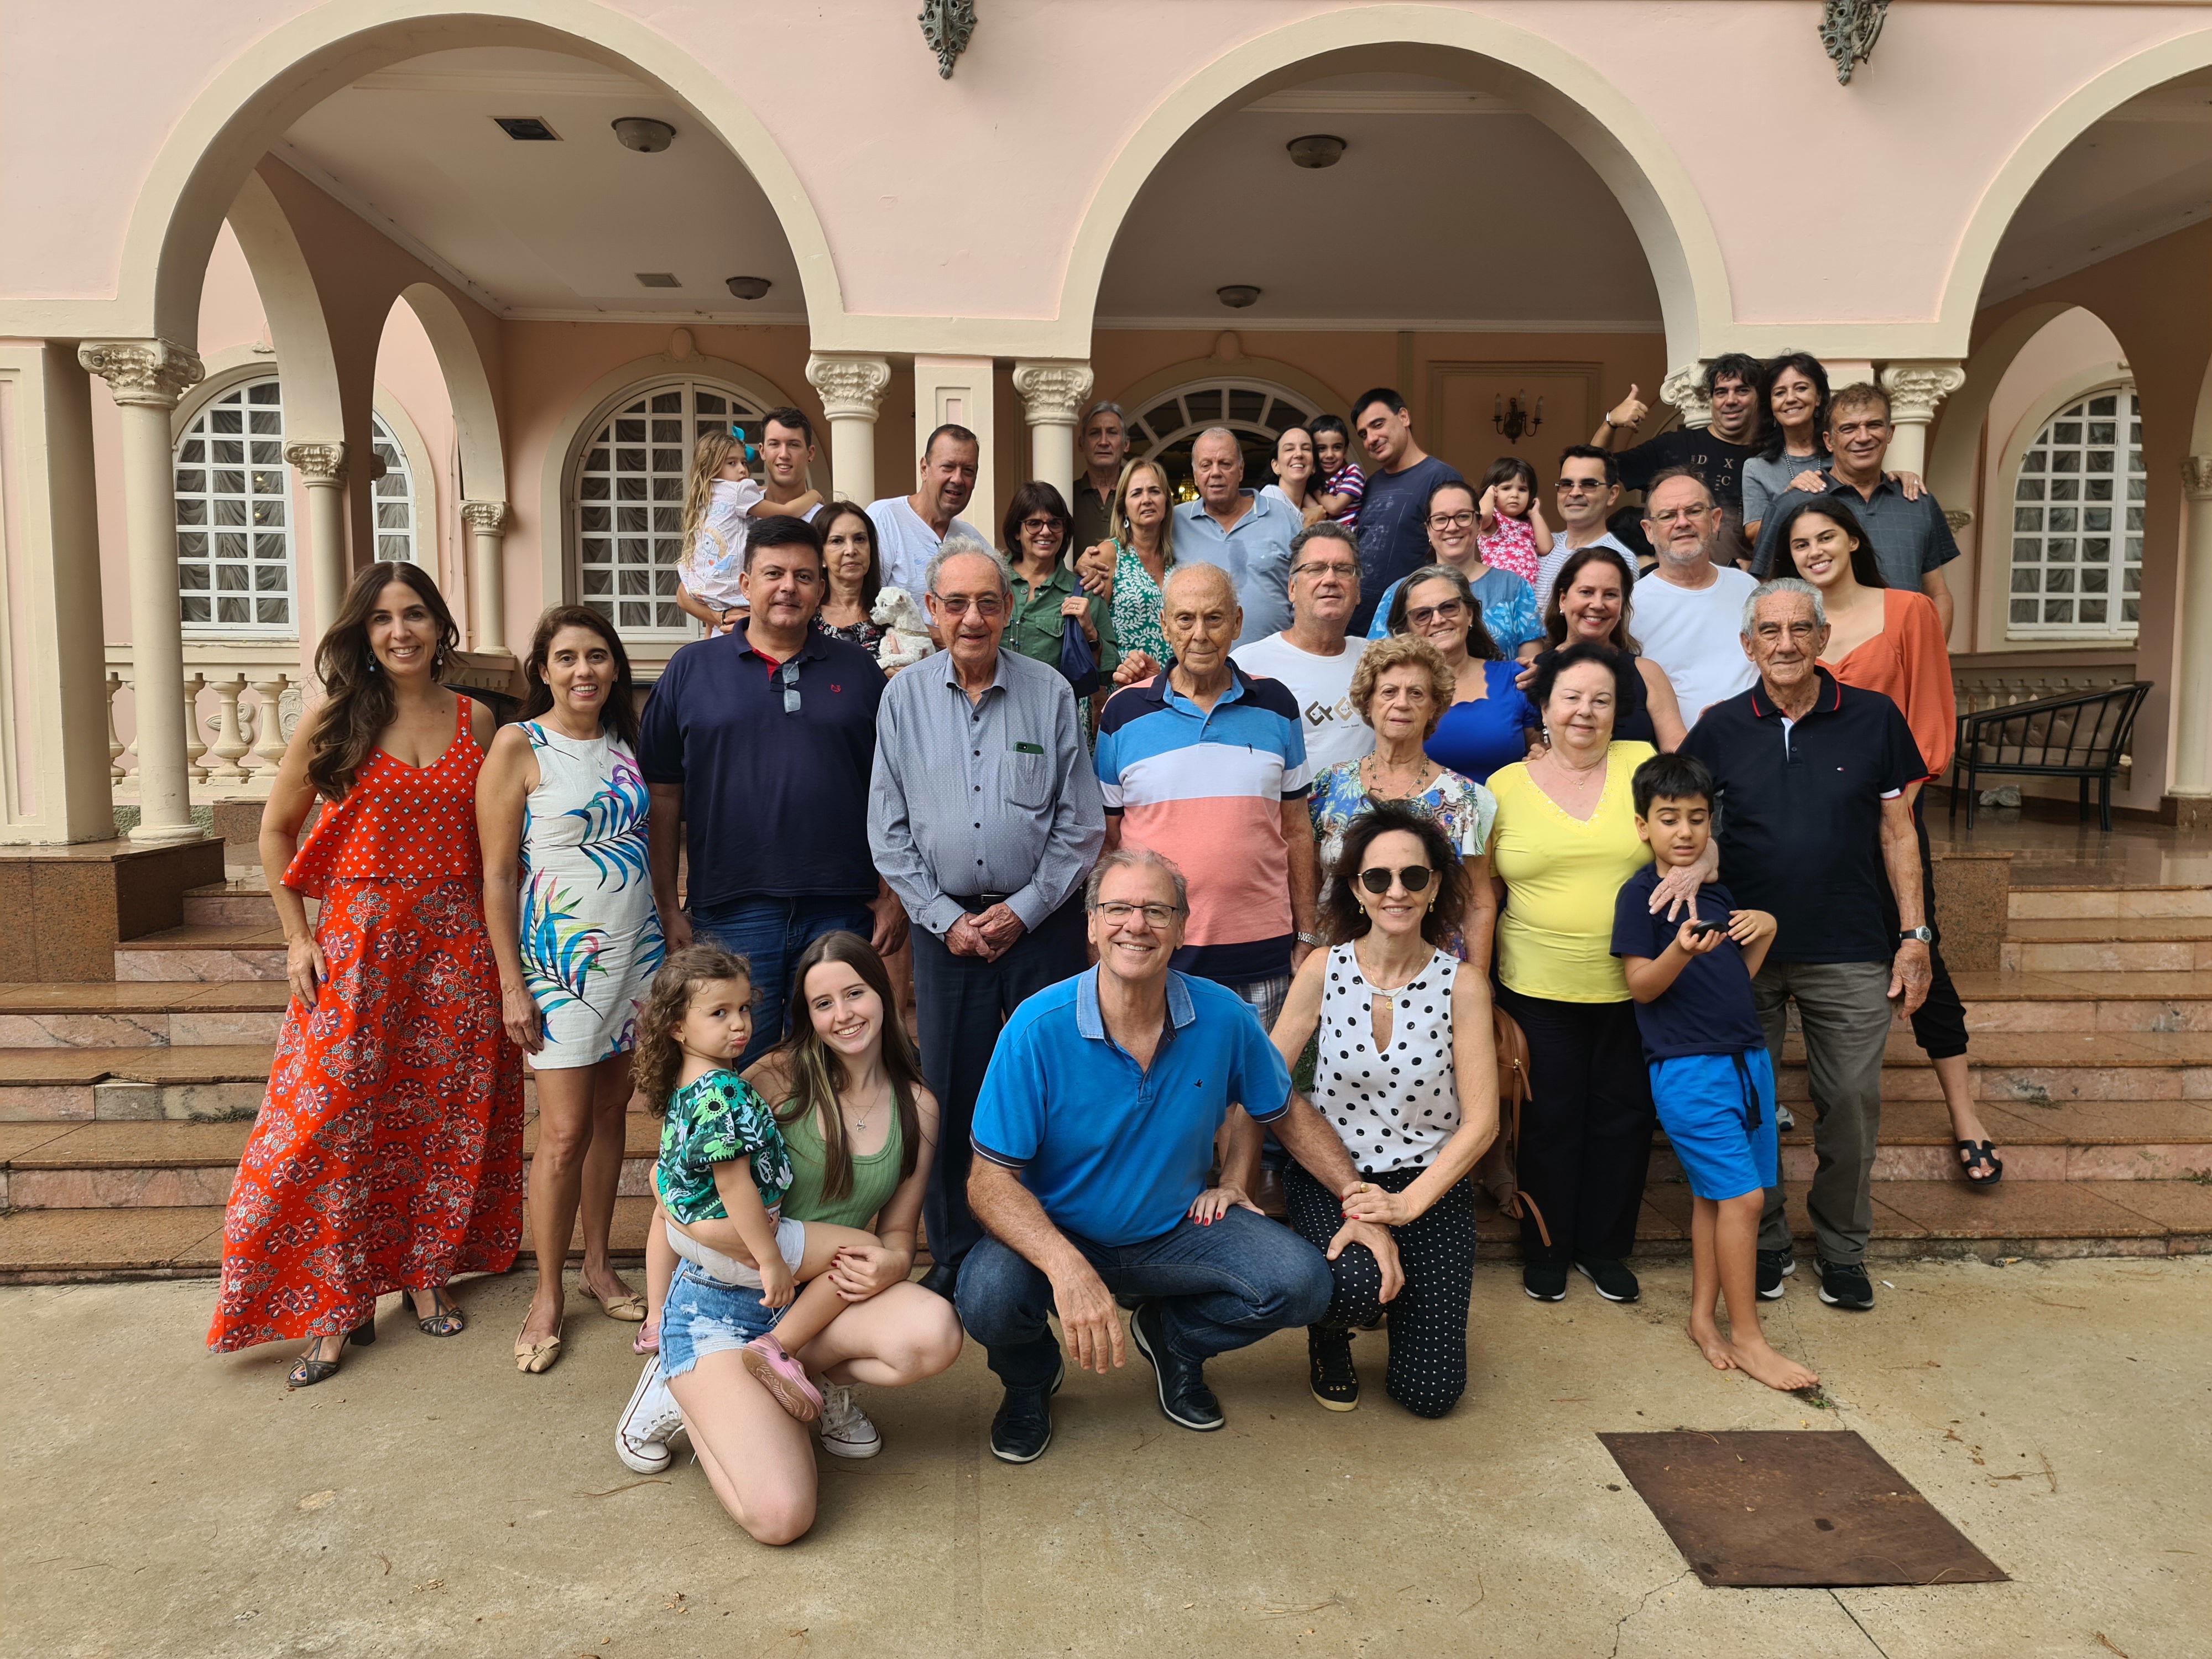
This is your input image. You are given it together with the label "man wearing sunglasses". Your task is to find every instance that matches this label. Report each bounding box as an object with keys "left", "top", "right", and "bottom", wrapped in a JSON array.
[{"left": 640, "top": 515, "right": 908, "bottom": 1065}]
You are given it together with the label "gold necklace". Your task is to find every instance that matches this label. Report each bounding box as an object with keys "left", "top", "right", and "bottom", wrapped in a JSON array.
[{"left": 1364, "top": 751, "right": 1431, "bottom": 796}]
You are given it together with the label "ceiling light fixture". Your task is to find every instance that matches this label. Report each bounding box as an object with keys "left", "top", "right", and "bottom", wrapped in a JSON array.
[
  {"left": 493, "top": 117, "right": 560, "bottom": 142},
  {"left": 724, "top": 276, "right": 774, "bottom": 301},
  {"left": 635, "top": 273, "right": 681, "bottom": 289},
  {"left": 1286, "top": 134, "right": 1348, "bottom": 169},
  {"left": 1216, "top": 285, "right": 1261, "bottom": 310},
  {"left": 612, "top": 117, "right": 676, "bottom": 153}
]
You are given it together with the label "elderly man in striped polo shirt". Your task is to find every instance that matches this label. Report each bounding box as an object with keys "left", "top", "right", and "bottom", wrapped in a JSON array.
[{"left": 868, "top": 534, "right": 1105, "bottom": 1301}]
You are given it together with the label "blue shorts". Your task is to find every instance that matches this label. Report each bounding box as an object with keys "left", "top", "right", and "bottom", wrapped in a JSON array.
[
  {"left": 658, "top": 1261, "right": 786, "bottom": 1381},
  {"left": 1650, "top": 1048, "right": 1778, "bottom": 1202}
]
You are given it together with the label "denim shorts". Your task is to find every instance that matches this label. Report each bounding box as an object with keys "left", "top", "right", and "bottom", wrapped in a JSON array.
[{"left": 659, "top": 1261, "right": 786, "bottom": 1381}]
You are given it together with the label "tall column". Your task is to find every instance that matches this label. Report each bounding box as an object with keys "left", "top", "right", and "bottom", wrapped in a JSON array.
[
  {"left": 461, "top": 500, "right": 510, "bottom": 654},
  {"left": 1658, "top": 364, "right": 1713, "bottom": 430},
  {"left": 804, "top": 353, "right": 891, "bottom": 505},
  {"left": 1879, "top": 361, "right": 1966, "bottom": 478},
  {"left": 283, "top": 441, "right": 349, "bottom": 648},
  {"left": 2173, "top": 459, "right": 2212, "bottom": 799},
  {"left": 79, "top": 339, "right": 205, "bottom": 844},
  {"left": 1013, "top": 360, "right": 1095, "bottom": 502}
]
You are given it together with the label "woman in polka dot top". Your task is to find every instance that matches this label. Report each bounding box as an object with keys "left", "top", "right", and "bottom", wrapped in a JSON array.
[{"left": 1256, "top": 800, "right": 1499, "bottom": 1418}]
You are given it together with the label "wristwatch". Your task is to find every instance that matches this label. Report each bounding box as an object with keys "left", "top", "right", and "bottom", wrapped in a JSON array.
[{"left": 1897, "top": 926, "right": 1934, "bottom": 944}]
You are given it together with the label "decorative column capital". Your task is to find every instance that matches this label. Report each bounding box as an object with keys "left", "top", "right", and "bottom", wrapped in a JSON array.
[
  {"left": 1879, "top": 361, "right": 1966, "bottom": 425},
  {"left": 1011, "top": 360, "right": 1097, "bottom": 427},
  {"left": 2180, "top": 457, "right": 2212, "bottom": 500},
  {"left": 283, "top": 441, "right": 347, "bottom": 484},
  {"left": 78, "top": 338, "right": 203, "bottom": 409},
  {"left": 1659, "top": 365, "right": 1713, "bottom": 430},
  {"left": 461, "top": 499, "right": 510, "bottom": 534},
  {"left": 805, "top": 353, "right": 893, "bottom": 421}
]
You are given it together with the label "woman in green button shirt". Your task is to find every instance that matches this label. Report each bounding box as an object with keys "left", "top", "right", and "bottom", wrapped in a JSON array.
[{"left": 1003, "top": 481, "right": 1117, "bottom": 675}]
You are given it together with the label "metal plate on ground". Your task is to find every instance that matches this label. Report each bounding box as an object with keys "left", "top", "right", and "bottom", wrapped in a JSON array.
[{"left": 1598, "top": 1430, "right": 2007, "bottom": 1588}]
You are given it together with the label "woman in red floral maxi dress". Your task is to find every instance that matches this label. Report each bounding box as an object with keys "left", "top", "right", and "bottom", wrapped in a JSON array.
[{"left": 208, "top": 562, "right": 524, "bottom": 1386}]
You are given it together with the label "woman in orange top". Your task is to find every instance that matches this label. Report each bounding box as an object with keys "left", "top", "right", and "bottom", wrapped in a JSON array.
[{"left": 1776, "top": 497, "right": 2001, "bottom": 1187}]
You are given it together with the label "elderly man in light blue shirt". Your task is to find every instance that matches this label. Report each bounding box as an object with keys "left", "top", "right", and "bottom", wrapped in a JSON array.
[{"left": 1171, "top": 426, "right": 1298, "bottom": 645}]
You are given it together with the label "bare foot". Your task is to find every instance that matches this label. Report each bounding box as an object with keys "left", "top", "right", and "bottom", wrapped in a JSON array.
[
  {"left": 1726, "top": 1335, "right": 1820, "bottom": 1393},
  {"left": 1687, "top": 1316, "right": 1738, "bottom": 1371}
]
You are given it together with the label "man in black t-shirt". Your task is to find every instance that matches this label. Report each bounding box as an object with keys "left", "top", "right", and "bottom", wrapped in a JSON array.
[
  {"left": 1346, "top": 386, "right": 1464, "bottom": 635},
  {"left": 1592, "top": 353, "right": 1764, "bottom": 565}
]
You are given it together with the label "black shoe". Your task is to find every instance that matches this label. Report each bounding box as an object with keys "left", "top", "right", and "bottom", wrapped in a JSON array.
[
  {"left": 1756, "top": 1249, "right": 1796, "bottom": 1301},
  {"left": 988, "top": 1366, "right": 1062, "bottom": 1464},
  {"left": 1308, "top": 1327, "right": 1359, "bottom": 1411},
  {"left": 1817, "top": 1259, "right": 1875, "bottom": 1311},
  {"left": 1128, "top": 1301, "right": 1223, "bottom": 1431},
  {"left": 1574, "top": 1258, "right": 1641, "bottom": 1303},
  {"left": 1523, "top": 1261, "right": 1568, "bottom": 1302},
  {"left": 917, "top": 1260, "right": 959, "bottom": 1303}
]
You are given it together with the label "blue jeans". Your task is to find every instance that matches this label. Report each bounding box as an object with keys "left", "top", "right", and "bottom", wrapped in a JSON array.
[
  {"left": 955, "top": 1207, "right": 1333, "bottom": 1390},
  {"left": 688, "top": 895, "right": 875, "bottom": 1065}
]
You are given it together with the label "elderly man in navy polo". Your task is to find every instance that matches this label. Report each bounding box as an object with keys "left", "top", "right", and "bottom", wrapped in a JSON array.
[
  {"left": 640, "top": 514, "right": 907, "bottom": 1063},
  {"left": 957, "top": 847, "right": 1401, "bottom": 1464}
]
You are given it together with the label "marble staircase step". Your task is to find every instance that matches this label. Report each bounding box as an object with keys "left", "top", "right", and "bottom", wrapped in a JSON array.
[
  {"left": 2000, "top": 916, "right": 2212, "bottom": 973},
  {"left": 2007, "top": 884, "right": 2212, "bottom": 921},
  {"left": 0, "top": 981, "right": 288, "bottom": 1048},
  {"left": 114, "top": 925, "right": 288, "bottom": 983},
  {"left": 0, "top": 1045, "right": 274, "bottom": 1121}
]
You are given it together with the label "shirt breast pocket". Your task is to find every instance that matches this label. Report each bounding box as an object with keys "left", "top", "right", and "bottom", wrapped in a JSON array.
[{"left": 1004, "top": 750, "right": 1051, "bottom": 810}]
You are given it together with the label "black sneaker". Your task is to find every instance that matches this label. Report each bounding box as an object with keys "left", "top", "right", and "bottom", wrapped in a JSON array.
[
  {"left": 1757, "top": 1249, "right": 1796, "bottom": 1301},
  {"left": 987, "top": 1363, "right": 1064, "bottom": 1464},
  {"left": 1817, "top": 1259, "right": 1875, "bottom": 1311},
  {"left": 1308, "top": 1327, "right": 1359, "bottom": 1411},
  {"left": 1574, "top": 1258, "right": 1641, "bottom": 1303},
  {"left": 1523, "top": 1261, "right": 1568, "bottom": 1302},
  {"left": 1128, "top": 1301, "right": 1224, "bottom": 1431}
]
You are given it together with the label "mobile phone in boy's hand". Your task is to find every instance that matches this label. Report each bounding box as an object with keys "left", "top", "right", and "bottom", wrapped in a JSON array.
[{"left": 1688, "top": 919, "right": 1723, "bottom": 937}]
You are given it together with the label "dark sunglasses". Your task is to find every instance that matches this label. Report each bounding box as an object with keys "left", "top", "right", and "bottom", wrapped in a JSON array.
[
  {"left": 1357, "top": 864, "right": 1434, "bottom": 895},
  {"left": 778, "top": 658, "right": 801, "bottom": 715}
]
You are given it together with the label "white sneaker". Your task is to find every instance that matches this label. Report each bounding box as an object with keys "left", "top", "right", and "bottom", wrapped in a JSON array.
[
  {"left": 616, "top": 1354, "right": 685, "bottom": 1474},
  {"left": 816, "top": 1383, "right": 882, "bottom": 1459}
]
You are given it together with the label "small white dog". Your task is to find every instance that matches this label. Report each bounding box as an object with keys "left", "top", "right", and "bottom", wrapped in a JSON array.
[{"left": 872, "top": 586, "right": 937, "bottom": 672}]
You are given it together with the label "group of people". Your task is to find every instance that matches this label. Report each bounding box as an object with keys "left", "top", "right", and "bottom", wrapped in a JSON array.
[{"left": 206, "top": 354, "right": 1998, "bottom": 1547}]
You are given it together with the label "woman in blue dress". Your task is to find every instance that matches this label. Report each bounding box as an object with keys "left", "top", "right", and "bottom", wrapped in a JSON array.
[
  {"left": 1384, "top": 563, "right": 1540, "bottom": 785},
  {"left": 480, "top": 606, "right": 666, "bottom": 1374}
]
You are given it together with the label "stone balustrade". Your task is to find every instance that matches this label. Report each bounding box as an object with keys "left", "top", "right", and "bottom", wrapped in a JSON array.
[{"left": 102, "top": 646, "right": 301, "bottom": 804}]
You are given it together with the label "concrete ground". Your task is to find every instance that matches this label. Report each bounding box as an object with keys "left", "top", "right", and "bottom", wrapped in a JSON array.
[{"left": 5, "top": 1256, "right": 2205, "bottom": 1659}]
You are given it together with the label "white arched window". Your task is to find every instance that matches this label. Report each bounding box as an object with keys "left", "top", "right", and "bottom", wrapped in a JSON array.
[
  {"left": 2009, "top": 387, "right": 2145, "bottom": 636},
  {"left": 1127, "top": 379, "right": 1315, "bottom": 500},
  {"left": 173, "top": 378, "right": 290, "bottom": 631},
  {"left": 370, "top": 411, "right": 418, "bottom": 565},
  {"left": 573, "top": 378, "right": 771, "bottom": 636}
]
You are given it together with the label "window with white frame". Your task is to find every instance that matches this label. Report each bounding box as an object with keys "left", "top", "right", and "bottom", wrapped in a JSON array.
[
  {"left": 573, "top": 379, "right": 771, "bottom": 635},
  {"left": 1128, "top": 380, "right": 1313, "bottom": 501},
  {"left": 370, "top": 411, "right": 418, "bottom": 565},
  {"left": 2009, "top": 387, "right": 2144, "bottom": 636},
  {"left": 173, "top": 378, "right": 291, "bottom": 630}
]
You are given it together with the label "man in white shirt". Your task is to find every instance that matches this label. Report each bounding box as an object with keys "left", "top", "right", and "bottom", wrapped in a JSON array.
[
  {"left": 1629, "top": 469, "right": 1757, "bottom": 729},
  {"left": 1535, "top": 445, "right": 1637, "bottom": 613},
  {"left": 869, "top": 425, "right": 987, "bottom": 596},
  {"left": 1231, "top": 522, "right": 1374, "bottom": 775}
]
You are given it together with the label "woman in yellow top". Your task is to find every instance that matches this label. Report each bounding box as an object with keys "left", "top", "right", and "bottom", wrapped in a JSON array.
[{"left": 1486, "top": 640, "right": 1676, "bottom": 1307}]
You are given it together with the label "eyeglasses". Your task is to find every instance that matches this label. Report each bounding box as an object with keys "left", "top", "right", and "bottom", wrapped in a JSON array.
[
  {"left": 934, "top": 594, "right": 1005, "bottom": 617},
  {"left": 1020, "top": 517, "right": 1063, "bottom": 536},
  {"left": 1426, "top": 510, "right": 1477, "bottom": 530},
  {"left": 1406, "top": 599, "right": 1466, "bottom": 627},
  {"left": 1293, "top": 560, "right": 1359, "bottom": 580},
  {"left": 777, "top": 657, "right": 801, "bottom": 716},
  {"left": 1093, "top": 900, "right": 1184, "bottom": 927},
  {"left": 1557, "top": 477, "right": 1608, "bottom": 493},
  {"left": 1644, "top": 507, "right": 1713, "bottom": 526},
  {"left": 1357, "top": 865, "right": 1434, "bottom": 895}
]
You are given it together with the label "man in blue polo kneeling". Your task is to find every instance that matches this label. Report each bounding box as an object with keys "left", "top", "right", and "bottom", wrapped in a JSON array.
[{"left": 957, "top": 847, "right": 1401, "bottom": 1463}]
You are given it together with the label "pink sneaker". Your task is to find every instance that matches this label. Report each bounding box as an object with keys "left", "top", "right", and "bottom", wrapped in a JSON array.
[
  {"left": 741, "top": 1335, "right": 823, "bottom": 1422},
  {"left": 633, "top": 1321, "right": 659, "bottom": 1355}
]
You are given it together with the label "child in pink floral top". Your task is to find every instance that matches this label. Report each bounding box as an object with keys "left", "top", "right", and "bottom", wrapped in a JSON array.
[{"left": 1475, "top": 456, "right": 1552, "bottom": 588}]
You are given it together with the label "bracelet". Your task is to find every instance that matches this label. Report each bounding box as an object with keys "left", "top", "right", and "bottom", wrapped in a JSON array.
[{"left": 1296, "top": 931, "right": 1327, "bottom": 948}]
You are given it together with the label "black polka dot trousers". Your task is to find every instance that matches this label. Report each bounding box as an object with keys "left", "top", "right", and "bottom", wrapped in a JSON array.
[{"left": 1283, "top": 1162, "right": 1477, "bottom": 1419}]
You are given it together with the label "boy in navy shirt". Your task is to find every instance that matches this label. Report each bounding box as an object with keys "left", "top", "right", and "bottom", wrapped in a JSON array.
[{"left": 1613, "top": 754, "right": 1819, "bottom": 1394}]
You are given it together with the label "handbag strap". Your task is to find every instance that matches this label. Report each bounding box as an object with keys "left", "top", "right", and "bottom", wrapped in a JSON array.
[{"left": 1488, "top": 1004, "right": 1552, "bottom": 1250}]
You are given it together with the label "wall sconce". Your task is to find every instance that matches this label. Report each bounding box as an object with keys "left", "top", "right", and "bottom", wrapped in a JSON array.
[{"left": 1494, "top": 392, "right": 1544, "bottom": 444}]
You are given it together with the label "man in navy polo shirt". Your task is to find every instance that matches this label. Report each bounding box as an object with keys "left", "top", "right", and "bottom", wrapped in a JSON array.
[
  {"left": 639, "top": 515, "right": 907, "bottom": 1063},
  {"left": 1679, "top": 577, "right": 1933, "bottom": 1315},
  {"left": 957, "top": 847, "right": 1398, "bottom": 1464}
]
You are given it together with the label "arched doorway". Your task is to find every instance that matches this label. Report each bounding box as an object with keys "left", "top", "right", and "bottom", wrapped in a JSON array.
[{"left": 1125, "top": 377, "right": 1316, "bottom": 497}]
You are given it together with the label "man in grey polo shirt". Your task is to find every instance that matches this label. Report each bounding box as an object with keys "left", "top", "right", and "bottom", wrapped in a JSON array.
[
  {"left": 869, "top": 534, "right": 1105, "bottom": 1298},
  {"left": 1750, "top": 383, "right": 1961, "bottom": 634},
  {"left": 1172, "top": 427, "right": 1297, "bottom": 645}
]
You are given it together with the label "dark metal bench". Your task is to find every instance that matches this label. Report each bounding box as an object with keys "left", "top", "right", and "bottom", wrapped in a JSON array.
[{"left": 1947, "top": 680, "right": 2151, "bottom": 831}]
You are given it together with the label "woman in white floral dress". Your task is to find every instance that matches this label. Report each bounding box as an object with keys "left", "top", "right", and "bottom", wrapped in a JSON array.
[{"left": 481, "top": 607, "right": 666, "bottom": 1373}]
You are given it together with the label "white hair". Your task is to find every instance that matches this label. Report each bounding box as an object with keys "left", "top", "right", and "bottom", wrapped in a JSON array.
[
  {"left": 926, "top": 534, "right": 1012, "bottom": 597},
  {"left": 1082, "top": 399, "right": 1127, "bottom": 429},
  {"left": 1741, "top": 576, "right": 1827, "bottom": 637}
]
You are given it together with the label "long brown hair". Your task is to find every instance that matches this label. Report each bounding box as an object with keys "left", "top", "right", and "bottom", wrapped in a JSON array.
[
  {"left": 680, "top": 428, "right": 745, "bottom": 566},
  {"left": 520, "top": 605, "right": 641, "bottom": 747},
  {"left": 306, "top": 561, "right": 461, "bottom": 799},
  {"left": 1543, "top": 545, "right": 1641, "bottom": 654},
  {"left": 817, "top": 500, "right": 884, "bottom": 612},
  {"left": 632, "top": 944, "right": 753, "bottom": 1117},
  {"left": 768, "top": 931, "right": 923, "bottom": 1202}
]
